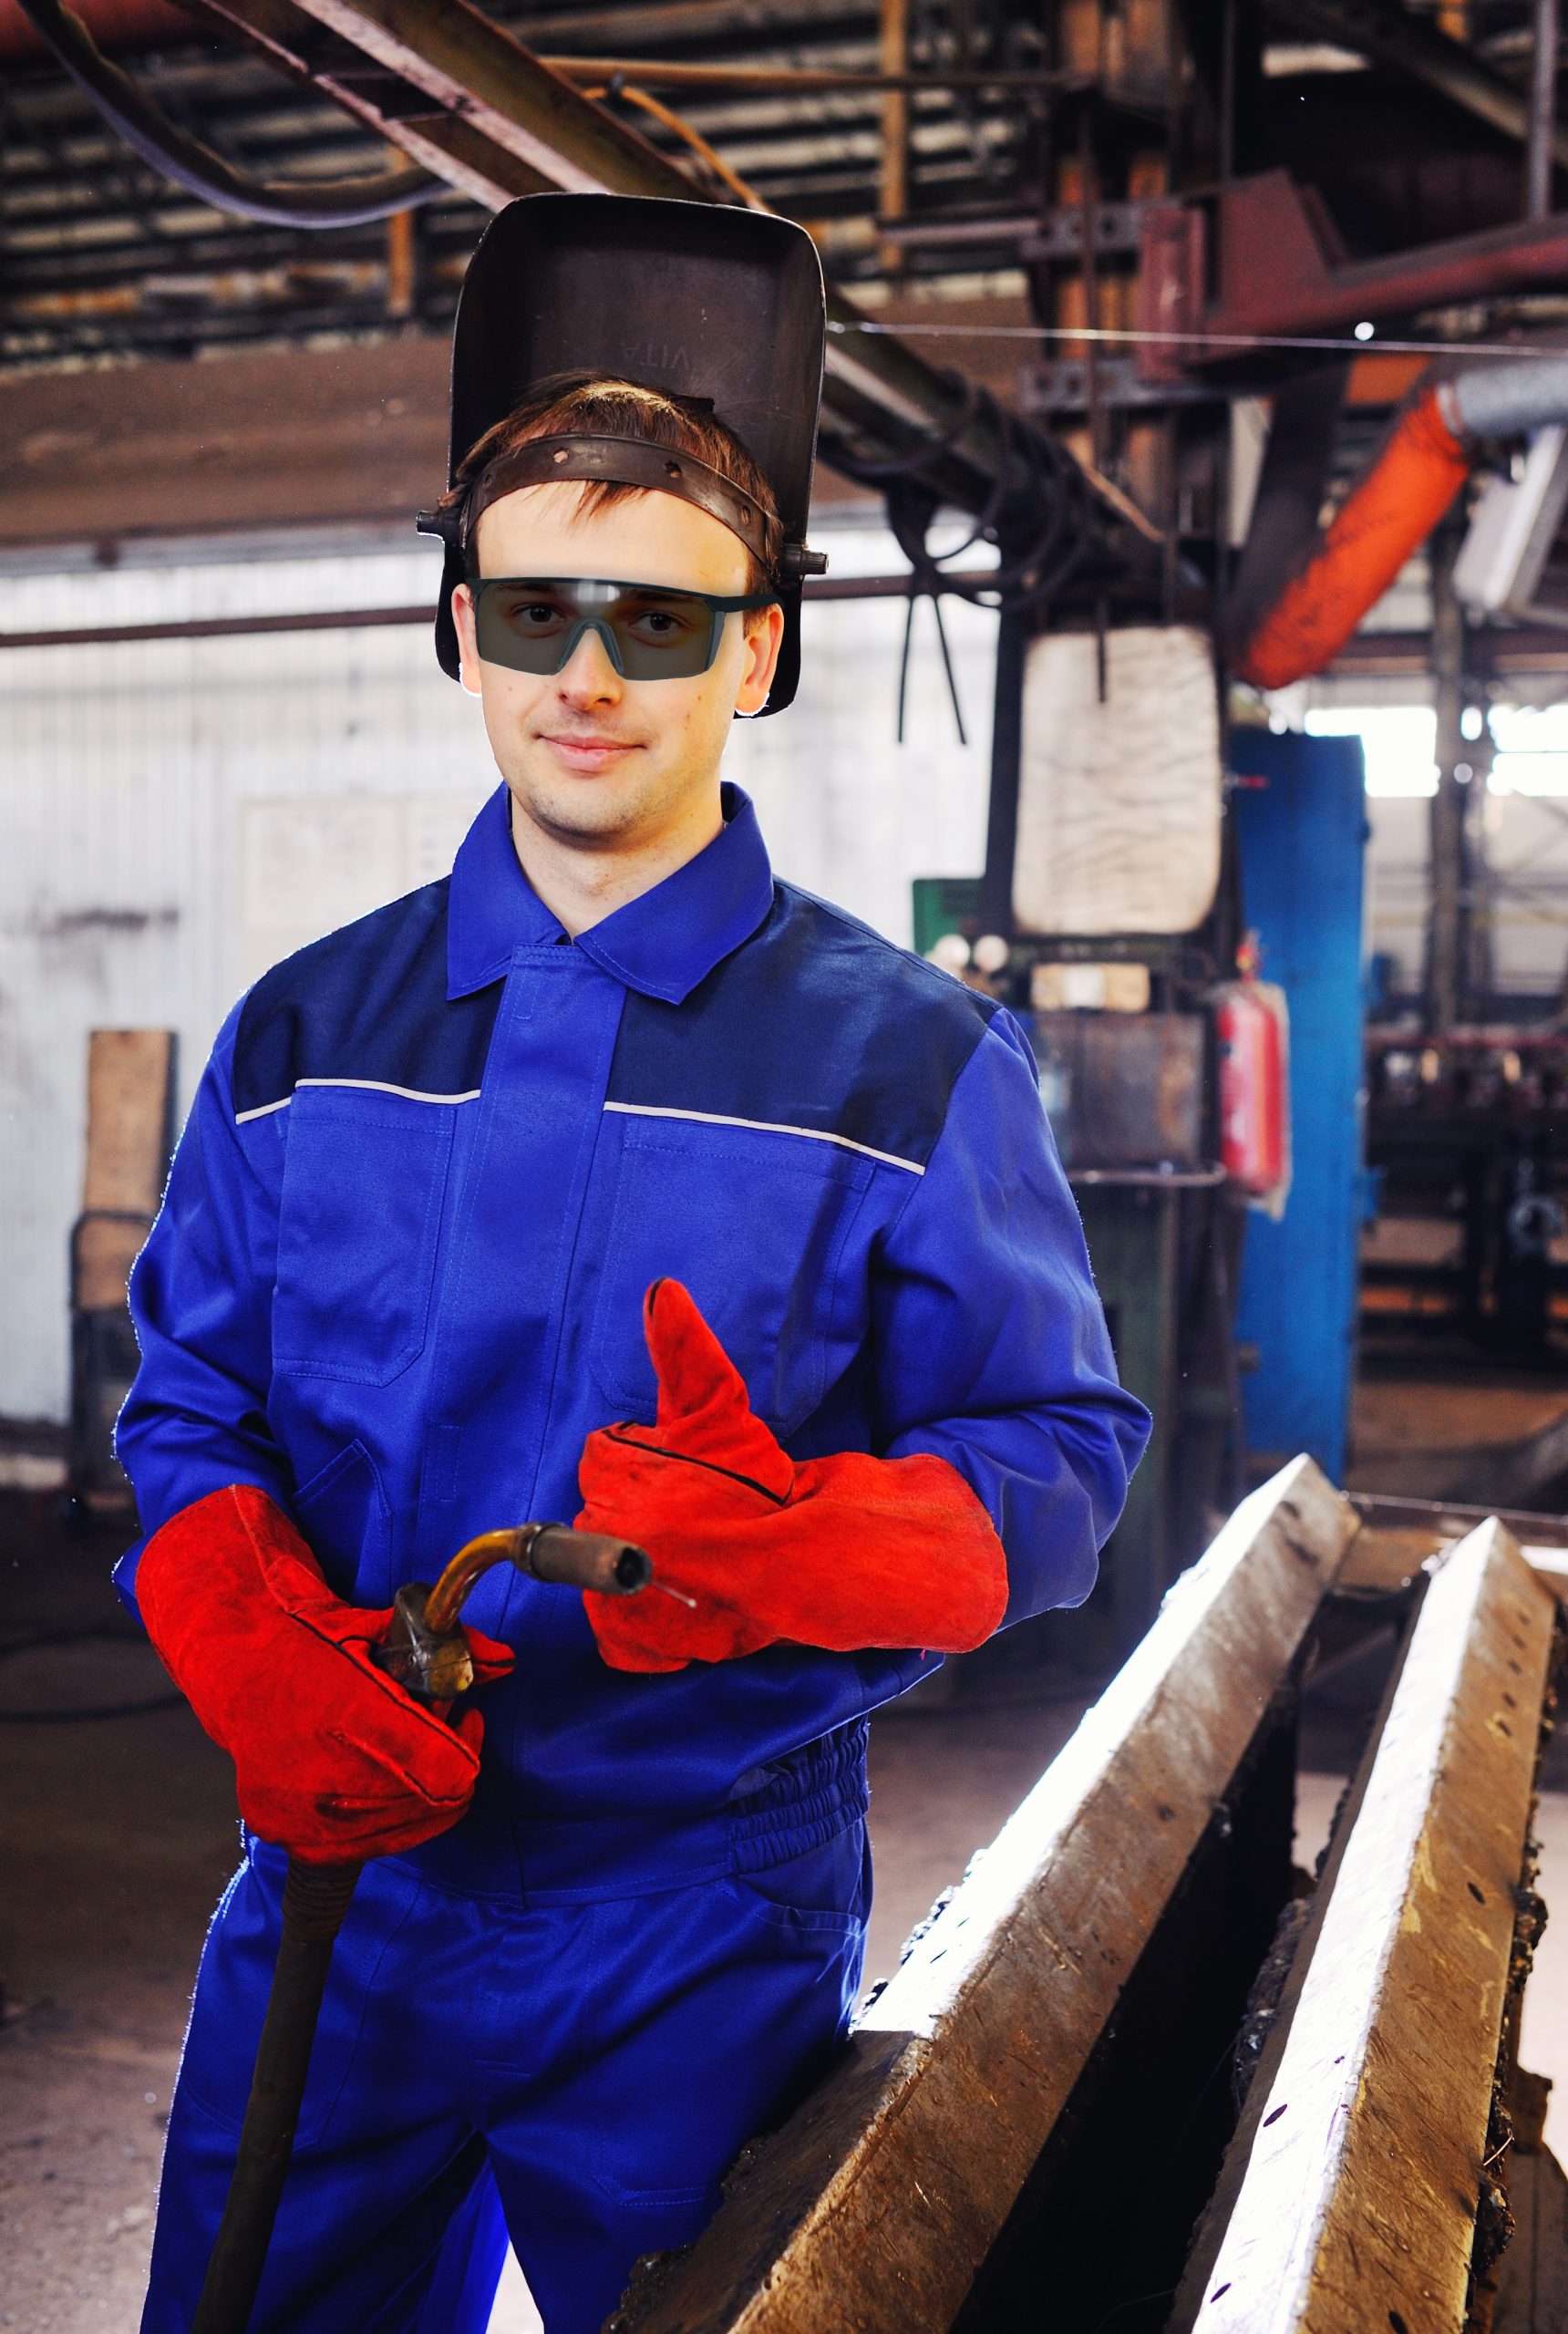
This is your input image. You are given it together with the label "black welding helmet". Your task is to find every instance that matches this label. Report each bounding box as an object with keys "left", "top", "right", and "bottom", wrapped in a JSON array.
[{"left": 418, "top": 192, "right": 828, "bottom": 714}]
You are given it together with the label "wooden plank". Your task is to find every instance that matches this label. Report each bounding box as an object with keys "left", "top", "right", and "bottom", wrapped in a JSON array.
[
  {"left": 76, "top": 1031, "right": 172, "bottom": 1311},
  {"left": 613, "top": 1455, "right": 1358, "bottom": 2334},
  {"left": 1172, "top": 1521, "right": 1558, "bottom": 2334},
  {"left": 81, "top": 1031, "right": 173, "bottom": 1218}
]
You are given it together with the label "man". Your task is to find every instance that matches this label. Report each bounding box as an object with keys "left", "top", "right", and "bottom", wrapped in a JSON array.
[{"left": 116, "top": 194, "right": 1150, "bottom": 2334}]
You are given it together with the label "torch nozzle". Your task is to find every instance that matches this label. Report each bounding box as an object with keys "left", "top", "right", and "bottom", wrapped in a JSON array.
[{"left": 373, "top": 1523, "right": 654, "bottom": 1703}]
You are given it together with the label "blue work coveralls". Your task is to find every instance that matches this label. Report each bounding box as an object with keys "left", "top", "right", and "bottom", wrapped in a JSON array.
[{"left": 116, "top": 780, "right": 1150, "bottom": 2334}]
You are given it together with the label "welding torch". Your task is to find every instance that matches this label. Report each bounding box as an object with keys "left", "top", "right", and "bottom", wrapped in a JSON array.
[{"left": 191, "top": 1521, "right": 653, "bottom": 2334}]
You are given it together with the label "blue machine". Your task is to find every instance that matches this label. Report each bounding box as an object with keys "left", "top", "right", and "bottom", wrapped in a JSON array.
[{"left": 1229, "top": 728, "right": 1369, "bottom": 1489}]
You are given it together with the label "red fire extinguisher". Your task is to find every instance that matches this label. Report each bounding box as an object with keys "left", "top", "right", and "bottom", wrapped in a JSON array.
[{"left": 1214, "top": 965, "right": 1290, "bottom": 1211}]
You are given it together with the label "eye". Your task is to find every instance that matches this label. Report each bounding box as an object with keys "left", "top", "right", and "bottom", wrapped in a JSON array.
[
  {"left": 627, "top": 604, "right": 699, "bottom": 643},
  {"left": 501, "top": 596, "right": 569, "bottom": 631}
]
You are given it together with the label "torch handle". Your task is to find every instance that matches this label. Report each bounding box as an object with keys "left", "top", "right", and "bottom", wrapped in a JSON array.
[{"left": 190, "top": 1856, "right": 363, "bottom": 2334}]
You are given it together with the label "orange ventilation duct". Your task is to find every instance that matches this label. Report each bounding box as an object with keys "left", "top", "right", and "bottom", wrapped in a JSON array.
[{"left": 1233, "top": 388, "right": 1470, "bottom": 691}]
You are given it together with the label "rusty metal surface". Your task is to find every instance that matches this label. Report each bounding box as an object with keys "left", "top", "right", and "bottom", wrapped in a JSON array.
[
  {"left": 200, "top": 0, "right": 1129, "bottom": 556},
  {"left": 0, "top": 0, "right": 189, "bottom": 57},
  {"left": 1210, "top": 172, "right": 1568, "bottom": 342},
  {"left": 1031, "top": 1010, "right": 1206, "bottom": 1172},
  {"left": 0, "top": 335, "right": 449, "bottom": 554},
  {"left": 611, "top": 1457, "right": 1358, "bottom": 2334},
  {"left": 1174, "top": 1520, "right": 1559, "bottom": 2334}
]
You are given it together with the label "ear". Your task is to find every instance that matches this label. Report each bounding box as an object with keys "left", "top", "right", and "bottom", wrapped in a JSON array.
[
  {"left": 451, "top": 581, "right": 482, "bottom": 697},
  {"left": 734, "top": 602, "right": 785, "bottom": 718}
]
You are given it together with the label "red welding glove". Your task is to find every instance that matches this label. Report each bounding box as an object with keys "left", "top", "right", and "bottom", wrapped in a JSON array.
[
  {"left": 136, "top": 1483, "right": 514, "bottom": 1864},
  {"left": 576, "top": 1280, "right": 1009, "bottom": 1673}
]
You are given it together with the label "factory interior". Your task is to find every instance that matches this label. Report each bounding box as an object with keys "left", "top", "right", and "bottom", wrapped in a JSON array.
[{"left": 15, "top": 0, "right": 1568, "bottom": 2328}]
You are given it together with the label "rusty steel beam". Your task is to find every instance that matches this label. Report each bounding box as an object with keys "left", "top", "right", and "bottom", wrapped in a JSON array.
[
  {"left": 1265, "top": 0, "right": 1568, "bottom": 175},
  {"left": 0, "top": 569, "right": 997, "bottom": 650},
  {"left": 1171, "top": 1518, "right": 1559, "bottom": 2334},
  {"left": 1143, "top": 170, "right": 1568, "bottom": 361},
  {"left": 612, "top": 1457, "right": 1358, "bottom": 2334},
  {"left": 246, "top": 0, "right": 693, "bottom": 199},
  {"left": 1327, "top": 623, "right": 1568, "bottom": 677},
  {"left": 196, "top": 0, "right": 1127, "bottom": 555},
  {"left": 536, "top": 57, "right": 1073, "bottom": 96}
]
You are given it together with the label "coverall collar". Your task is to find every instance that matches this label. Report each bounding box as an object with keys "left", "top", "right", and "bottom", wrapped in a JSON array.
[{"left": 448, "top": 780, "right": 776, "bottom": 1006}]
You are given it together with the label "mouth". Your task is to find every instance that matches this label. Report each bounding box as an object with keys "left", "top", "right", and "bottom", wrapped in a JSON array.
[{"left": 539, "top": 732, "right": 641, "bottom": 770}]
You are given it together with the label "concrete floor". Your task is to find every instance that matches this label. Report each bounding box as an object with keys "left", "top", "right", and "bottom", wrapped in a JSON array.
[{"left": 6, "top": 1370, "right": 1568, "bottom": 2333}]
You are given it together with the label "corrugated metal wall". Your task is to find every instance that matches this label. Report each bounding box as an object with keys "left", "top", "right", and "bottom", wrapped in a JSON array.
[{"left": 0, "top": 529, "right": 995, "bottom": 1424}]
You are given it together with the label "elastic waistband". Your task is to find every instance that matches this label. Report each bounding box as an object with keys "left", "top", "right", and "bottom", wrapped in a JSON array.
[{"left": 380, "top": 1719, "right": 871, "bottom": 1905}]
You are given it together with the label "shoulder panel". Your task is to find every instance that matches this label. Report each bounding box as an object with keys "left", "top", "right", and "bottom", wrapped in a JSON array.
[
  {"left": 606, "top": 883, "right": 998, "bottom": 1169},
  {"left": 232, "top": 880, "right": 501, "bottom": 1121}
]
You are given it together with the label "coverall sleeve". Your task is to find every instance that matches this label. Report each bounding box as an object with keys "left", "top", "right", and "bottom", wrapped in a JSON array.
[
  {"left": 869, "top": 1006, "right": 1151, "bottom": 1623},
  {"left": 113, "top": 1001, "right": 291, "bottom": 1612}
]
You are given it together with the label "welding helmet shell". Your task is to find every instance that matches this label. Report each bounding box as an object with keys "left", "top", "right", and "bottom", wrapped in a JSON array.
[{"left": 421, "top": 192, "right": 828, "bottom": 714}]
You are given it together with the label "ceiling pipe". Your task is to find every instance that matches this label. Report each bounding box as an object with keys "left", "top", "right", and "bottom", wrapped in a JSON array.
[
  {"left": 10, "top": 0, "right": 443, "bottom": 226},
  {"left": 1233, "top": 354, "right": 1568, "bottom": 690}
]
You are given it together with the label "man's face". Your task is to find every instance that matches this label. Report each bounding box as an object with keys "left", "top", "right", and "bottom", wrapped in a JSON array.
[{"left": 450, "top": 480, "right": 784, "bottom": 856}]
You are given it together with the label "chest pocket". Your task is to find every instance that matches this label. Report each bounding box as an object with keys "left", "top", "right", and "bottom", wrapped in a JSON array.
[
  {"left": 591, "top": 1116, "right": 875, "bottom": 1436},
  {"left": 273, "top": 1088, "right": 456, "bottom": 1386}
]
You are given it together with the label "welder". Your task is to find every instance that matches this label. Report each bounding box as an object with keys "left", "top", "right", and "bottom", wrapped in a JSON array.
[{"left": 113, "top": 192, "right": 1150, "bottom": 2334}]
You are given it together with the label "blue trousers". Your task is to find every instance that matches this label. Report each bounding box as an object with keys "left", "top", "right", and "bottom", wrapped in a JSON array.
[{"left": 141, "top": 1824, "right": 870, "bottom": 2334}]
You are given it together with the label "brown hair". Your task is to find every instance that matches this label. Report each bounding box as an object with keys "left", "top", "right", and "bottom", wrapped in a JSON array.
[{"left": 437, "top": 368, "right": 782, "bottom": 595}]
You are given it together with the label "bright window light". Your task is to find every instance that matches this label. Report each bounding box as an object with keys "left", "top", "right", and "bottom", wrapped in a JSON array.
[
  {"left": 1488, "top": 703, "right": 1568, "bottom": 793},
  {"left": 1304, "top": 705, "right": 1438, "bottom": 795}
]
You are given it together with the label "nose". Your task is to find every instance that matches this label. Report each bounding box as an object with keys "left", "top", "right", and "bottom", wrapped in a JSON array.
[{"left": 554, "top": 620, "right": 623, "bottom": 705}]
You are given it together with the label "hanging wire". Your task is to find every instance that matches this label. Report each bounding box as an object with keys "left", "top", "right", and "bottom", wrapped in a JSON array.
[
  {"left": 830, "top": 366, "right": 1093, "bottom": 742},
  {"left": 829, "top": 318, "right": 1568, "bottom": 361},
  {"left": 12, "top": 0, "right": 441, "bottom": 229}
]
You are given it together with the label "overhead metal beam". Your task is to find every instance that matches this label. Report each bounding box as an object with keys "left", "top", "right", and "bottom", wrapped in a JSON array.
[
  {"left": 1265, "top": 0, "right": 1568, "bottom": 173},
  {"left": 194, "top": 0, "right": 1126, "bottom": 559},
  {"left": 537, "top": 57, "right": 1076, "bottom": 97},
  {"left": 0, "top": 569, "right": 997, "bottom": 650},
  {"left": 1150, "top": 169, "right": 1568, "bottom": 354}
]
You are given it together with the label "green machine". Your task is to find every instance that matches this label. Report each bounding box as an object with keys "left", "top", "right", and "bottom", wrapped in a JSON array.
[{"left": 912, "top": 876, "right": 1243, "bottom": 1676}]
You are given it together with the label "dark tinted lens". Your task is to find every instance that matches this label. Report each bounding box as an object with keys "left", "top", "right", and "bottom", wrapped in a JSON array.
[
  {"left": 474, "top": 584, "right": 580, "bottom": 674},
  {"left": 473, "top": 581, "right": 721, "bottom": 679},
  {"left": 609, "top": 589, "right": 716, "bottom": 679}
]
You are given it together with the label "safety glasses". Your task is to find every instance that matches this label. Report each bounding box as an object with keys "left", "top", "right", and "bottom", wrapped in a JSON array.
[{"left": 468, "top": 575, "right": 777, "bottom": 680}]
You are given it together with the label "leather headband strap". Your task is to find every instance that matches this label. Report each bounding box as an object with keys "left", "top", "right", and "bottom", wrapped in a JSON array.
[{"left": 421, "top": 433, "right": 779, "bottom": 573}]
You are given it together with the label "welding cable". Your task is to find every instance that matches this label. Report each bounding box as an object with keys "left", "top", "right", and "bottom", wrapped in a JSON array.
[
  {"left": 830, "top": 372, "right": 1093, "bottom": 738},
  {"left": 13, "top": 0, "right": 442, "bottom": 231},
  {"left": 584, "top": 76, "right": 765, "bottom": 209},
  {"left": 0, "top": 1625, "right": 182, "bottom": 1721}
]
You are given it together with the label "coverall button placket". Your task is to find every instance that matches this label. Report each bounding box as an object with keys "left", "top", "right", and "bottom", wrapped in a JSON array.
[{"left": 417, "top": 945, "right": 630, "bottom": 1675}]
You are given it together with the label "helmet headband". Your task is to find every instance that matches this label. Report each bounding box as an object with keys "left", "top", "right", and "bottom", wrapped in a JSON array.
[{"left": 418, "top": 432, "right": 779, "bottom": 578}]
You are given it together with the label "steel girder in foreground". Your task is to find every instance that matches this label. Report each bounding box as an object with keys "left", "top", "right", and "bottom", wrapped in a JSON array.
[
  {"left": 608, "top": 1470, "right": 1563, "bottom": 2334},
  {"left": 612, "top": 1456, "right": 1359, "bottom": 2334}
]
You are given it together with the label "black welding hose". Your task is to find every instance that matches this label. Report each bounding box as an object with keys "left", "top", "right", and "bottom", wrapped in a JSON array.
[
  {"left": 13, "top": 0, "right": 443, "bottom": 230},
  {"left": 190, "top": 1856, "right": 364, "bottom": 2334}
]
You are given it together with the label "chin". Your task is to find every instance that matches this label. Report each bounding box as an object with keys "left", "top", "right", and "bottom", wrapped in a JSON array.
[{"left": 511, "top": 766, "right": 657, "bottom": 843}]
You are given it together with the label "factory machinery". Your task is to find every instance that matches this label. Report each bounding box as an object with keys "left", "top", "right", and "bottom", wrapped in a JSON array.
[{"left": 16, "top": 11, "right": 1568, "bottom": 2328}]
